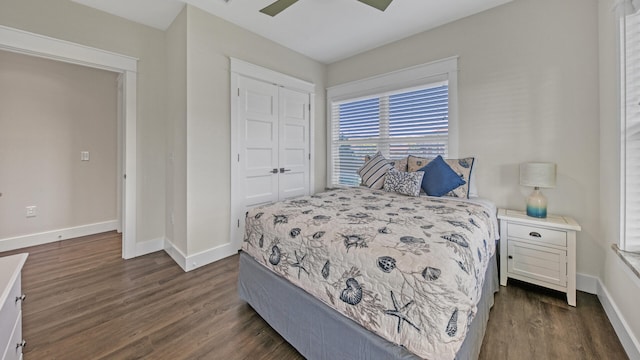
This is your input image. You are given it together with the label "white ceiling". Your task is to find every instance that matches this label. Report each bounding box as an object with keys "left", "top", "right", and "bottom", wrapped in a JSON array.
[{"left": 71, "top": 0, "right": 512, "bottom": 64}]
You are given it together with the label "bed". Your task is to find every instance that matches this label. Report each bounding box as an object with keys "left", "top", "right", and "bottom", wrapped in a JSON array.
[{"left": 238, "top": 186, "right": 499, "bottom": 359}]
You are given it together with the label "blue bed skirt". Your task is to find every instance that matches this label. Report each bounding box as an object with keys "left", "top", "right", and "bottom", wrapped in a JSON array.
[{"left": 238, "top": 251, "right": 499, "bottom": 360}]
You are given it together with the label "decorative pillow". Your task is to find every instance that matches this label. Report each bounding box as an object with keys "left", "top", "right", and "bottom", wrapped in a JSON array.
[
  {"left": 391, "top": 157, "right": 408, "bottom": 172},
  {"left": 408, "top": 155, "right": 476, "bottom": 198},
  {"left": 469, "top": 162, "right": 479, "bottom": 197},
  {"left": 445, "top": 157, "right": 475, "bottom": 198},
  {"left": 358, "top": 151, "right": 393, "bottom": 190},
  {"left": 407, "top": 155, "right": 434, "bottom": 173},
  {"left": 383, "top": 168, "right": 425, "bottom": 197},
  {"left": 418, "top": 155, "right": 466, "bottom": 197},
  {"left": 365, "top": 155, "right": 408, "bottom": 172}
]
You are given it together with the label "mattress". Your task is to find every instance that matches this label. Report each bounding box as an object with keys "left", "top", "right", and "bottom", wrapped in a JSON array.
[{"left": 242, "top": 187, "right": 499, "bottom": 359}]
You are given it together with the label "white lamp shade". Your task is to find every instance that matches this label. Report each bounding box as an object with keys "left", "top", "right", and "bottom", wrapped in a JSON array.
[{"left": 520, "top": 162, "right": 556, "bottom": 188}]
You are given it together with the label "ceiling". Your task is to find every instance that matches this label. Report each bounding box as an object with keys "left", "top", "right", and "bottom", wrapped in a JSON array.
[{"left": 71, "top": 0, "right": 512, "bottom": 64}]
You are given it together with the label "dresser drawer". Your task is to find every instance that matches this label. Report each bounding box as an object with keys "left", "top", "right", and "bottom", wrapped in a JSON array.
[
  {"left": 2, "top": 313, "right": 22, "bottom": 360},
  {"left": 507, "top": 223, "right": 567, "bottom": 247},
  {"left": 0, "top": 277, "right": 21, "bottom": 357},
  {"left": 507, "top": 240, "right": 567, "bottom": 286}
]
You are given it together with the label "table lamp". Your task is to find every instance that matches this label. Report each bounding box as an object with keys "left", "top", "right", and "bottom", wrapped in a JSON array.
[{"left": 519, "top": 162, "right": 556, "bottom": 218}]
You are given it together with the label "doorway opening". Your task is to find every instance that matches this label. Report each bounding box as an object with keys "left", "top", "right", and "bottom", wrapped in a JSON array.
[{"left": 0, "top": 25, "right": 138, "bottom": 258}]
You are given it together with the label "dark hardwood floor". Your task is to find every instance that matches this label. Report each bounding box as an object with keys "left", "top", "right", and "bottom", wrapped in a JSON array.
[{"left": 0, "top": 231, "right": 627, "bottom": 359}]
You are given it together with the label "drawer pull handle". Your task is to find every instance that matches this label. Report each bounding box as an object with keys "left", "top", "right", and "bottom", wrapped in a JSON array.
[
  {"left": 529, "top": 231, "right": 542, "bottom": 238},
  {"left": 16, "top": 340, "right": 26, "bottom": 349},
  {"left": 15, "top": 294, "right": 26, "bottom": 304}
]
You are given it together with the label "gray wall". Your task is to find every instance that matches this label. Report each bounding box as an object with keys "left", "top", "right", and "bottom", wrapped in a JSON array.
[
  {"left": 165, "top": 5, "right": 327, "bottom": 255},
  {"left": 328, "top": 0, "right": 602, "bottom": 278},
  {"left": 0, "top": 0, "right": 167, "bottom": 245},
  {"left": 165, "top": 6, "right": 188, "bottom": 256},
  {"left": 0, "top": 50, "right": 117, "bottom": 238}
]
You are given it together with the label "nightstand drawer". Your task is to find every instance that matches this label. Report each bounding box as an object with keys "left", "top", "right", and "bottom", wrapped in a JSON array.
[
  {"left": 507, "top": 223, "right": 567, "bottom": 247},
  {"left": 507, "top": 241, "right": 567, "bottom": 286}
]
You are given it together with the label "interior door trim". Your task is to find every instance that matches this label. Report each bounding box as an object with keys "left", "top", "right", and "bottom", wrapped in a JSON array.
[
  {"left": 0, "top": 25, "right": 138, "bottom": 259},
  {"left": 230, "top": 58, "right": 315, "bottom": 250}
]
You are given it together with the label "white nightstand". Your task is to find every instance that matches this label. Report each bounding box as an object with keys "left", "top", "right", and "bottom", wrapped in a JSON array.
[{"left": 497, "top": 209, "right": 581, "bottom": 306}]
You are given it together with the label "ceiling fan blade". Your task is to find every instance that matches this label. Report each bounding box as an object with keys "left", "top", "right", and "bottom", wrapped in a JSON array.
[
  {"left": 358, "top": 0, "right": 393, "bottom": 11},
  {"left": 260, "top": 0, "right": 299, "bottom": 16}
]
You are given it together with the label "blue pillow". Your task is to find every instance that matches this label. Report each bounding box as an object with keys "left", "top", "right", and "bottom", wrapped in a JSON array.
[{"left": 418, "top": 155, "right": 466, "bottom": 197}]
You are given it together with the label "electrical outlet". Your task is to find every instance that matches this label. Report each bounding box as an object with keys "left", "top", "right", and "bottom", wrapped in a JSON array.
[{"left": 25, "top": 206, "right": 37, "bottom": 218}]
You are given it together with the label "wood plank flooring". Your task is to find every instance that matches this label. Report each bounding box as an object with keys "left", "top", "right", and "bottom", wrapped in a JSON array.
[{"left": 0, "top": 231, "right": 627, "bottom": 359}]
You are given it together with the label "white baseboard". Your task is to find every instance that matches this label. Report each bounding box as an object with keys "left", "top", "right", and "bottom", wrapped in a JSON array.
[
  {"left": 164, "top": 237, "right": 187, "bottom": 271},
  {"left": 597, "top": 279, "right": 640, "bottom": 360},
  {"left": 163, "top": 238, "right": 237, "bottom": 272},
  {"left": 576, "top": 271, "right": 640, "bottom": 359},
  {"left": 135, "top": 237, "right": 164, "bottom": 257},
  {"left": 576, "top": 273, "right": 598, "bottom": 294},
  {"left": 184, "top": 242, "right": 237, "bottom": 272},
  {"left": 0, "top": 220, "right": 118, "bottom": 252}
]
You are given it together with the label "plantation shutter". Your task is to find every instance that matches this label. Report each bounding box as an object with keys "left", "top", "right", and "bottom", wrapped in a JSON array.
[
  {"left": 330, "top": 83, "right": 449, "bottom": 186},
  {"left": 388, "top": 85, "right": 449, "bottom": 159},
  {"left": 331, "top": 97, "right": 380, "bottom": 186}
]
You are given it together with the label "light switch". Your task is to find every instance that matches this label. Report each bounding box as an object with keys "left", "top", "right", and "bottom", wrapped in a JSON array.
[
  {"left": 26, "top": 206, "right": 37, "bottom": 218},
  {"left": 81, "top": 151, "right": 90, "bottom": 161}
]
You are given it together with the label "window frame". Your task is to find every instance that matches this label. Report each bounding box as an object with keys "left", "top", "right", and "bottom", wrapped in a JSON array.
[
  {"left": 619, "top": 7, "right": 640, "bottom": 252},
  {"left": 326, "top": 57, "right": 459, "bottom": 187}
]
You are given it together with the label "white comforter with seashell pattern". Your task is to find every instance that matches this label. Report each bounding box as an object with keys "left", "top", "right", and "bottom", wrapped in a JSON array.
[{"left": 242, "top": 187, "right": 499, "bottom": 360}]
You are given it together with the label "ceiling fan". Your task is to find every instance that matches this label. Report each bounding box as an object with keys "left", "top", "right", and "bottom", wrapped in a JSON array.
[{"left": 260, "top": 0, "right": 393, "bottom": 17}]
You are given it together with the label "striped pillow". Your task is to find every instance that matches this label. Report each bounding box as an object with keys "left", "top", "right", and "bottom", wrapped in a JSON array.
[{"left": 358, "top": 152, "right": 392, "bottom": 189}]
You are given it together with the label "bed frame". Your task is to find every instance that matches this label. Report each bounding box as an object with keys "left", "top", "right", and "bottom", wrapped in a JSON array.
[{"left": 238, "top": 251, "right": 499, "bottom": 360}]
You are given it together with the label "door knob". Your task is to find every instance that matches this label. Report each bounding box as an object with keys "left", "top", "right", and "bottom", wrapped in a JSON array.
[
  {"left": 270, "top": 169, "right": 278, "bottom": 174},
  {"left": 279, "top": 168, "right": 291, "bottom": 173}
]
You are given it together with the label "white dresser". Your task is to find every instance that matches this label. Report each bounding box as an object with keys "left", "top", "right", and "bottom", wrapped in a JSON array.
[
  {"left": 0, "top": 254, "right": 28, "bottom": 360},
  {"left": 498, "top": 209, "right": 581, "bottom": 306}
]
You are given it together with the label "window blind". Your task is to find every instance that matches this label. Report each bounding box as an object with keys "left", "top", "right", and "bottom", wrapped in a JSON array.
[
  {"left": 623, "top": 9, "right": 640, "bottom": 251},
  {"left": 330, "top": 83, "right": 449, "bottom": 186}
]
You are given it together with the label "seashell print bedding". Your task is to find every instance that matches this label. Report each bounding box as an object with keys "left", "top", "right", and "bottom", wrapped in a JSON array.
[{"left": 242, "top": 187, "right": 499, "bottom": 360}]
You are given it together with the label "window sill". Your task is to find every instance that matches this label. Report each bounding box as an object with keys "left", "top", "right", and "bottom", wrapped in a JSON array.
[{"left": 612, "top": 244, "right": 640, "bottom": 279}]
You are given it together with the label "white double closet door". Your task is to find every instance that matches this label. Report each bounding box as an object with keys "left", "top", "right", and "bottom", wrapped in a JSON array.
[{"left": 237, "top": 75, "right": 310, "bottom": 210}]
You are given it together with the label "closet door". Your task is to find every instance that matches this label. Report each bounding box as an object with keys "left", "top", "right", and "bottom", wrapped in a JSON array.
[
  {"left": 238, "top": 76, "right": 280, "bottom": 209},
  {"left": 278, "top": 87, "right": 310, "bottom": 200},
  {"left": 231, "top": 62, "right": 315, "bottom": 250}
]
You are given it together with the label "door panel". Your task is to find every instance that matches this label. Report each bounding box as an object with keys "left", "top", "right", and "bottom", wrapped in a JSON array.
[
  {"left": 278, "top": 87, "right": 309, "bottom": 199},
  {"left": 507, "top": 241, "right": 566, "bottom": 286},
  {"left": 238, "top": 77, "right": 279, "bottom": 208}
]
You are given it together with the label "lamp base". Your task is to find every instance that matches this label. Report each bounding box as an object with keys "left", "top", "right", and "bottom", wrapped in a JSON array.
[{"left": 526, "top": 187, "right": 547, "bottom": 218}]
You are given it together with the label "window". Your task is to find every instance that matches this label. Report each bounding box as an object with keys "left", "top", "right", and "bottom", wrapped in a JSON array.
[
  {"left": 620, "top": 1, "right": 640, "bottom": 251},
  {"left": 327, "top": 58, "right": 458, "bottom": 187}
]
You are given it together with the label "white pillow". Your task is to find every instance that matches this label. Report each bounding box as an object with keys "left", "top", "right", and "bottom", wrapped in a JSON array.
[
  {"left": 358, "top": 151, "right": 392, "bottom": 190},
  {"left": 383, "top": 168, "right": 425, "bottom": 197}
]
